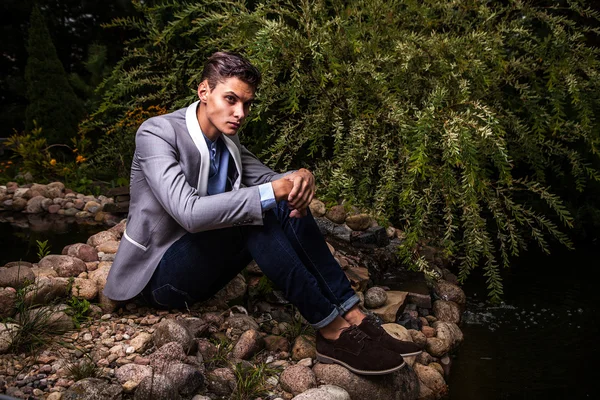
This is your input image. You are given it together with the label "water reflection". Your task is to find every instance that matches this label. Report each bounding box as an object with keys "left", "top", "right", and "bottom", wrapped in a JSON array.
[{"left": 0, "top": 212, "right": 111, "bottom": 265}]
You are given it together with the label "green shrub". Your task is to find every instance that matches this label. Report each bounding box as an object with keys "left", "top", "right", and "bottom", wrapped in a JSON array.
[{"left": 90, "top": 0, "right": 600, "bottom": 300}]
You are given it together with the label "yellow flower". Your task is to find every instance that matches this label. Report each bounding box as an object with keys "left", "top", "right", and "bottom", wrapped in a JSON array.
[
  {"left": 76, "top": 155, "right": 86, "bottom": 163},
  {"left": 50, "top": 159, "right": 57, "bottom": 166}
]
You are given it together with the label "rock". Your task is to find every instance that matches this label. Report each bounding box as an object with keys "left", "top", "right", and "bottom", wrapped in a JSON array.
[
  {"left": 312, "top": 363, "right": 420, "bottom": 400},
  {"left": 115, "top": 364, "right": 153, "bottom": 385},
  {"left": 432, "top": 300, "right": 461, "bottom": 324},
  {"left": 130, "top": 332, "right": 153, "bottom": 353},
  {"left": 421, "top": 326, "right": 436, "bottom": 338},
  {"left": 386, "top": 226, "right": 397, "bottom": 239},
  {"left": 432, "top": 321, "right": 463, "bottom": 354},
  {"left": 39, "top": 255, "right": 87, "bottom": 277},
  {"left": 62, "top": 378, "right": 122, "bottom": 400},
  {"left": 312, "top": 363, "right": 394, "bottom": 400},
  {"left": 108, "top": 219, "right": 127, "bottom": 238},
  {"left": 345, "top": 214, "right": 371, "bottom": 231},
  {"left": 343, "top": 267, "right": 369, "bottom": 292},
  {"left": 222, "top": 314, "right": 259, "bottom": 338},
  {"left": 13, "top": 187, "right": 29, "bottom": 198},
  {"left": 280, "top": 364, "right": 317, "bottom": 395},
  {"left": 48, "top": 204, "right": 61, "bottom": 214},
  {"left": 0, "top": 287, "right": 17, "bottom": 318},
  {"left": 349, "top": 226, "right": 390, "bottom": 248},
  {"left": 391, "top": 365, "right": 421, "bottom": 400},
  {"left": 413, "top": 363, "right": 448, "bottom": 398},
  {"left": 153, "top": 319, "right": 194, "bottom": 353},
  {"left": 364, "top": 287, "right": 387, "bottom": 309},
  {"left": 408, "top": 329, "right": 428, "bottom": 348},
  {"left": 24, "top": 276, "right": 69, "bottom": 305},
  {"left": 0, "top": 264, "right": 35, "bottom": 288},
  {"left": 26, "top": 195, "right": 46, "bottom": 213},
  {"left": 213, "top": 273, "right": 246, "bottom": 302},
  {"left": 149, "top": 342, "right": 187, "bottom": 367},
  {"left": 434, "top": 281, "right": 466, "bottom": 305},
  {"left": 264, "top": 335, "right": 290, "bottom": 352},
  {"left": 11, "top": 197, "right": 27, "bottom": 211},
  {"left": 161, "top": 362, "right": 204, "bottom": 396},
  {"left": 382, "top": 323, "right": 413, "bottom": 343},
  {"left": 96, "top": 240, "right": 120, "bottom": 254},
  {"left": 28, "top": 183, "right": 49, "bottom": 198},
  {"left": 195, "top": 338, "right": 218, "bottom": 361},
  {"left": 48, "top": 181, "right": 66, "bottom": 192},
  {"left": 292, "top": 335, "right": 316, "bottom": 361},
  {"left": 207, "top": 367, "right": 236, "bottom": 396},
  {"left": 325, "top": 205, "right": 347, "bottom": 224},
  {"left": 308, "top": 199, "right": 326, "bottom": 217},
  {"left": 134, "top": 374, "right": 179, "bottom": 400},
  {"left": 425, "top": 337, "right": 451, "bottom": 358},
  {"left": 232, "top": 329, "right": 264, "bottom": 360},
  {"left": 17, "top": 305, "right": 74, "bottom": 332},
  {"left": 65, "top": 243, "right": 99, "bottom": 262},
  {"left": 0, "top": 323, "right": 19, "bottom": 354},
  {"left": 87, "top": 231, "right": 119, "bottom": 247},
  {"left": 370, "top": 291, "right": 408, "bottom": 322},
  {"left": 84, "top": 201, "right": 101, "bottom": 213},
  {"left": 70, "top": 277, "right": 98, "bottom": 300},
  {"left": 292, "top": 385, "right": 350, "bottom": 400}
]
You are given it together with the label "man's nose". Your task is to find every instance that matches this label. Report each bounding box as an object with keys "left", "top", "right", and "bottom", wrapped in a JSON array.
[{"left": 233, "top": 103, "right": 246, "bottom": 120}]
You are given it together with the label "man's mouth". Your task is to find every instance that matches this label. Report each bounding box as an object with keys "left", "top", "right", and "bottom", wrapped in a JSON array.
[{"left": 228, "top": 122, "right": 240, "bottom": 129}]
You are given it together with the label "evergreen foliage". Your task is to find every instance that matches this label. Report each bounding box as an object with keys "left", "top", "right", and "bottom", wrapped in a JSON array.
[
  {"left": 89, "top": 0, "right": 600, "bottom": 301},
  {"left": 24, "top": 6, "right": 85, "bottom": 144}
]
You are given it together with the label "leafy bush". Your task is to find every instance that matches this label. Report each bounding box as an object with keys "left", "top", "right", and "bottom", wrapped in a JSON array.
[{"left": 91, "top": 0, "right": 600, "bottom": 300}]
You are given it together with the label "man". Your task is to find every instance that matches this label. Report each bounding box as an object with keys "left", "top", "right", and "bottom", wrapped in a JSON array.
[{"left": 104, "top": 52, "right": 420, "bottom": 375}]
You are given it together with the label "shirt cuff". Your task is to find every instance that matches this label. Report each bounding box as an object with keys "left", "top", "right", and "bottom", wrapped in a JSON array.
[{"left": 258, "top": 183, "right": 277, "bottom": 211}]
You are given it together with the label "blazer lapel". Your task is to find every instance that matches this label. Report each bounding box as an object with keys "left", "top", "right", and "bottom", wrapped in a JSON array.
[
  {"left": 185, "top": 101, "right": 210, "bottom": 196},
  {"left": 185, "top": 100, "right": 243, "bottom": 193}
]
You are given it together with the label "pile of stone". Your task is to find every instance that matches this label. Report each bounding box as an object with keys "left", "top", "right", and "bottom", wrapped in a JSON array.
[
  {"left": 0, "top": 218, "right": 465, "bottom": 400},
  {"left": 0, "top": 182, "right": 116, "bottom": 224}
]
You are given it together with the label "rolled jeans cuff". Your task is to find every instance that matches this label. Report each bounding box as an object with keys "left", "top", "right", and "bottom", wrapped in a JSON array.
[
  {"left": 310, "top": 307, "right": 340, "bottom": 330},
  {"left": 338, "top": 294, "right": 361, "bottom": 315}
]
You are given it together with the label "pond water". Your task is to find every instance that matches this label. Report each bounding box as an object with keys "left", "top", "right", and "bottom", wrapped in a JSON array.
[
  {"left": 447, "top": 244, "right": 599, "bottom": 399},
  {"left": 0, "top": 212, "right": 108, "bottom": 265}
]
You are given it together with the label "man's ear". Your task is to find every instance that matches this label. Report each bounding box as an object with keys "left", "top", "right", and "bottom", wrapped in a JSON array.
[{"left": 197, "top": 81, "right": 210, "bottom": 103}]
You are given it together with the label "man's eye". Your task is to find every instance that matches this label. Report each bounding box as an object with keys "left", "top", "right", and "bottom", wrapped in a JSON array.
[{"left": 226, "top": 96, "right": 235, "bottom": 103}]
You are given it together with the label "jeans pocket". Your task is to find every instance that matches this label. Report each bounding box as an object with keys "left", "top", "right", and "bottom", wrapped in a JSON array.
[{"left": 151, "top": 284, "right": 192, "bottom": 309}]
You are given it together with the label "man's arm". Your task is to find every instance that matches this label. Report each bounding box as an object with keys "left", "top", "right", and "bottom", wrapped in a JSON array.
[{"left": 240, "top": 146, "right": 315, "bottom": 218}]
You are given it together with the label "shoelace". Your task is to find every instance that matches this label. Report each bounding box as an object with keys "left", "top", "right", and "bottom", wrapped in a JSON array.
[{"left": 345, "top": 326, "right": 369, "bottom": 342}]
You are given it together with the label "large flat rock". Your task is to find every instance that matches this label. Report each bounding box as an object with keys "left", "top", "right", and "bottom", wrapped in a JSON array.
[{"left": 370, "top": 291, "right": 408, "bottom": 322}]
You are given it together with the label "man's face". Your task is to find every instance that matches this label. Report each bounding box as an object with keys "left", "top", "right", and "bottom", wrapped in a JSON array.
[{"left": 197, "top": 77, "right": 255, "bottom": 139}]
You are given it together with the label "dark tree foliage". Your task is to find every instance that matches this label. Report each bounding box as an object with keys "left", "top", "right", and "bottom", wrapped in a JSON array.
[
  {"left": 24, "top": 6, "right": 85, "bottom": 144},
  {"left": 0, "top": 0, "right": 136, "bottom": 136}
]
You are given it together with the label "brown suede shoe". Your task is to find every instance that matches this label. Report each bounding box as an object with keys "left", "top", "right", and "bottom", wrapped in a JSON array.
[
  {"left": 357, "top": 315, "right": 423, "bottom": 357},
  {"left": 316, "top": 325, "right": 405, "bottom": 375}
]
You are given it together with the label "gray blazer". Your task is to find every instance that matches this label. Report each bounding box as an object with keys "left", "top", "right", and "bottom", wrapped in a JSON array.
[{"left": 103, "top": 101, "right": 287, "bottom": 301}]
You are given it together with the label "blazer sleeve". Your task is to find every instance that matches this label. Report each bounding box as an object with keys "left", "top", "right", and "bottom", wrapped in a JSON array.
[
  {"left": 135, "top": 117, "right": 265, "bottom": 233},
  {"left": 240, "top": 145, "right": 292, "bottom": 187}
]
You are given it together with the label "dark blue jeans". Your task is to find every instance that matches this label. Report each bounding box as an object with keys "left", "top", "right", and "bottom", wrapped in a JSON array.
[{"left": 142, "top": 201, "right": 359, "bottom": 329}]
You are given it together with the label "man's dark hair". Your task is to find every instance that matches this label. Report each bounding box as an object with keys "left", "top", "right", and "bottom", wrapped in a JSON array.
[{"left": 200, "top": 51, "right": 262, "bottom": 90}]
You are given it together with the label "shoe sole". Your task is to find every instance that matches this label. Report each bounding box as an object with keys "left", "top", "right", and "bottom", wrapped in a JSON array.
[
  {"left": 401, "top": 350, "right": 423, "bottom": 357},
  {"left": 316, "top": 352, "right": 406, "bottom": 375}
]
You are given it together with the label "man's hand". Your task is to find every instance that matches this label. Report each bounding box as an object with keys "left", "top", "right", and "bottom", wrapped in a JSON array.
[
  {"left": 286, "top": 168, "right": 315, "bottom": 218},
  {"left": 272, "top": 168, "right": 315, "bottom": 218}
]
